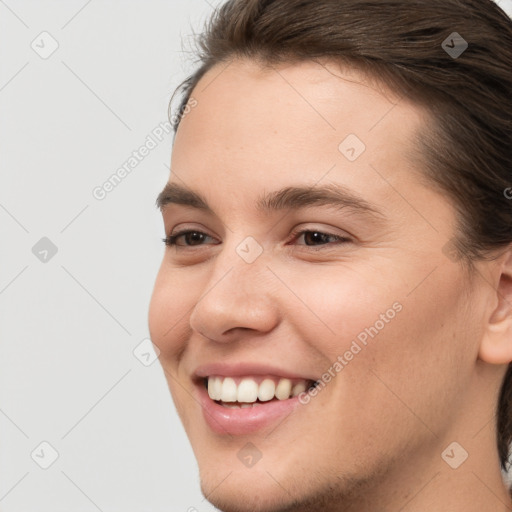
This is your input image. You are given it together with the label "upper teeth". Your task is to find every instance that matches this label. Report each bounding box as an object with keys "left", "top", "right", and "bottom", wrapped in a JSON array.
[{"left": 207, "top": 376, "right": 307, "bottom": 403}]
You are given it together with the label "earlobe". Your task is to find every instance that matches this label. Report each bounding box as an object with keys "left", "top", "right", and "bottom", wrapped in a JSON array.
[{"left": 479, "top": 247, "right": 512, "bottom": 365}]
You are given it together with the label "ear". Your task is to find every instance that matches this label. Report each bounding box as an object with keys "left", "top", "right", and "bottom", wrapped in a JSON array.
[{"left": 479, "top": 245, "right": 512, "bottom": 365}]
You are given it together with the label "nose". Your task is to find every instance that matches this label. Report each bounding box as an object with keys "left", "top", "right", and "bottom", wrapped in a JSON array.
[{"left": 188, "top": 246, "right": 280, "bottom": 343}]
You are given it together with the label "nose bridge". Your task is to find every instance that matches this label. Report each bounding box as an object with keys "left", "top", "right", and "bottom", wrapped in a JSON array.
[{"left": 189, "top": 237, "right": 279, "bottom": 341}]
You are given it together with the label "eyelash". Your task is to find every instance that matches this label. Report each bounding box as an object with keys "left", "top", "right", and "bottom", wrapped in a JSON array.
[{"left": 162, "top": 228, "right": 351, "bottom": 249}]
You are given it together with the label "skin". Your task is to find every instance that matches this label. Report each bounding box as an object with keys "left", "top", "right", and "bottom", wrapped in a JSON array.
[{"left": 148, "top": 58, "right": 512, "bottom": 512}]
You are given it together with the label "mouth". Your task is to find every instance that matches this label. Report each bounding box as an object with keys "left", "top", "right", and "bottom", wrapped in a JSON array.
[
  {"left": 194, "top": 371, "right": 319, "bottom": 435},
  {"left": 204, "top": 375, "right": 318, "bottom": 408}
]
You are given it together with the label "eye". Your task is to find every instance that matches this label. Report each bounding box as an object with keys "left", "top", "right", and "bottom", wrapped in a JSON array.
[
  {"left": 162, "top": 228, "right": 351, "bottom": 249},
  {"left": 163, "top": 229, "right": 218, "bottom": 247},
  {"left": 291, "top": 229, "right": 351, "bottom": 247}
]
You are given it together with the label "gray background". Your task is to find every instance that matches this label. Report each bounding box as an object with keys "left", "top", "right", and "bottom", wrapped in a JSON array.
[{"left": 1, "top": 1, "right": 511, "bottom": 511}]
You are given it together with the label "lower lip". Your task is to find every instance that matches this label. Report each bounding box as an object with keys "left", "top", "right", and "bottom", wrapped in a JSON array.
[{"left": 197, "top": 384, "right": 303, "bottom": 435}]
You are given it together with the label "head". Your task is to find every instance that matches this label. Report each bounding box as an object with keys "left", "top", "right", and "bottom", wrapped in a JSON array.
[{"left": 149, "top": 1, "right": 512, "bottom": 510}]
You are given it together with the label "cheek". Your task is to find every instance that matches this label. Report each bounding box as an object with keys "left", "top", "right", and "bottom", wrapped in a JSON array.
[
  {"left": 273, "top": 263, "right": 400, "bottom": 356},
  {"left": 309, "top": 260, "right": 473, "bottom": 364},
  {"left": 148, "top": 268, "right": 198, "bottom": 427},
  {"left": 148, "top": 264, "right": 196, "bottom": 359},
  {"left": 338, "top": 266, "right": 476, "bottom": 433},
  {"left": 288, "top": 262, "right": 473, "bottom": 410}
]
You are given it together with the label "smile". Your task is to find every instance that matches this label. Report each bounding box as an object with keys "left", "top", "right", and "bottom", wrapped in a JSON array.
[
  {"left": 194, "top": 371, "right": 318, "bottom": 435},
  {"left": 205, "top": 375, "right": 316, "bottom": 408}
]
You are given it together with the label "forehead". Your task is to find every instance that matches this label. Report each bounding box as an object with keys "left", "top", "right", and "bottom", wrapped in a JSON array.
[
  {"left": 172, "top": 57, "right": 425, "bottom": 175},
  {"left": 170, "top": 58, "right": 436, "bottom": 225}
]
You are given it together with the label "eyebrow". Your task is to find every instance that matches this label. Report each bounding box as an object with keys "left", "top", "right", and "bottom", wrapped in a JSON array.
[{"left": 156, "top": 181, "right": 385, "bottom": 220}]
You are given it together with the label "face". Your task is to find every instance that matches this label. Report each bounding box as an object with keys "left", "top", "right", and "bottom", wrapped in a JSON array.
[{"left": 148, "top": 59, "right": 489, "bottom": 511}]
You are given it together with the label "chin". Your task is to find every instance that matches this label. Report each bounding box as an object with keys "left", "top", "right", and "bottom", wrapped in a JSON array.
[
  {"left": 196, "top": 455, "right": 366, "bottom": 512},
  {"left": 200, "top": 475, "right": 299, "bottom": 512}
]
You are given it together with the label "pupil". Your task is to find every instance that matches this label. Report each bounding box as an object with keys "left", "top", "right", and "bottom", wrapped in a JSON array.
[
  {"left": 305, "top": 231, "right": 328, "bottom": 245},
  {"left": 187, "top": 232, "right": 204, "bottom": 245}
]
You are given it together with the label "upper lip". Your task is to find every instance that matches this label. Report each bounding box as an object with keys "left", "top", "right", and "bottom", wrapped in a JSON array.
[{"left": 193, "top": 362, "right": 316, "bottom": 382}]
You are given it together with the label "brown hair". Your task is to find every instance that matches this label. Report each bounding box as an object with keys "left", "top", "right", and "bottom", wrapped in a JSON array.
[{"left": 169, "top": 0, "right": 512, "bottom": 472}]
